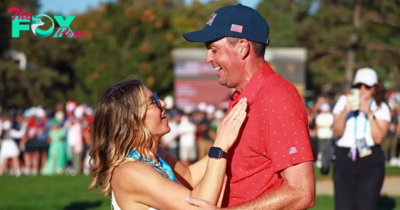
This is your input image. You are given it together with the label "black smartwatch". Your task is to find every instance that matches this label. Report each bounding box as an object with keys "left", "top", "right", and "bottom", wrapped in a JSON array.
[{"left": 208, "top": 147, "right": 227, "bottom": 159}]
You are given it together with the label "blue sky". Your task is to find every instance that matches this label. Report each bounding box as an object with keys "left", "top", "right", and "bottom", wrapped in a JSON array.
[{"left": 39, "top": 0, "right": 261, "bottom": 15}]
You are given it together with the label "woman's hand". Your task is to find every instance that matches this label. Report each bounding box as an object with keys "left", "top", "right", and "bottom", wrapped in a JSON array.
[
  {"left": 359, "top": 97, "right": 372, "bottom": 115},
  {"left": 213, "top": 97, "right": 248, "bottom": 151},
  {"left": 344, "top": 97, "right": 353, "bottom": 113}
]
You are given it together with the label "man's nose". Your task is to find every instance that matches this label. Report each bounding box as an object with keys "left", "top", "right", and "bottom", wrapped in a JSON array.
[{"left": 206, "top": 50, "right": 213, "bottom": 63}]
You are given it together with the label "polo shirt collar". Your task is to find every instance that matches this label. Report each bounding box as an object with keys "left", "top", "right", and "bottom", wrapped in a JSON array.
[{"left": 229, "top": 61, "right": 275, "bottom": 107}]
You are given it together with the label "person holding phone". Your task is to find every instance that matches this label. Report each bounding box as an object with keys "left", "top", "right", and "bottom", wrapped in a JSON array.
[{"left": 332, "top": 67, "right": 391, "bottom": 210}]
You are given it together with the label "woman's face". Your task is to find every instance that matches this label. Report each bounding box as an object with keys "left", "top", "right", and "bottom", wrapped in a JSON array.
[
  {"left": 354, "top": 83, "right": 375, "bottom": 100},
  {"left": 143, "top": 86, "right": 170, "bottom": 138}
]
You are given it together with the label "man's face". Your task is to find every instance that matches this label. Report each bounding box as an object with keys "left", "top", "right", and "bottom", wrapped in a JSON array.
[{"left": 205, "top": 38, "right": 242, "bottom": 88}]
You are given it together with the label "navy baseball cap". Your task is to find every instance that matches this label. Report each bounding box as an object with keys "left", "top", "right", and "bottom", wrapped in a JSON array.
[{"left": 183, "top": 4, "right": 270, "bottom": 45}]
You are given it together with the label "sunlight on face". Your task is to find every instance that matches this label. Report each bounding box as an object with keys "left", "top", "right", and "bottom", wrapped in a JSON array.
[
  {"left": 142, "top": 86, "right": 170, "bottom": 138},
  {"left": 205, "top": 38, "right": 244, "bottom": 88}
]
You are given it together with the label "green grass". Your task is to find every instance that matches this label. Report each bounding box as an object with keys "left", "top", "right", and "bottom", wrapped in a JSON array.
[
  {"left": 385, "top": 165, "right": 400, "bottom": 176},
  {"left": 315, "top": 165, "right": 400, "bottom": 180},
  {"left": 0, "top": 174, "right": 399, "bottom": 210},
  {"left": 0, "top": 175, "right": 110, "bottom": 210},
  {"left": 312, "top": 196, "right": 400, "bottom": 210}
]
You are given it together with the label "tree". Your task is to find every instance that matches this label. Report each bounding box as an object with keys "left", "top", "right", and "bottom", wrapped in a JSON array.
[
  {"left": 256, "top": 0, "right": 312, "bottom": 47},
  {"left": 71, "top": 0, "right": 176, "bottom": 104},
  {"left": 170, "top": 0, "right": 238, "bottom": 48},
  {"left": 0, "top": 0, "right": 72, "bottom": 109},
  {"left": 297, "top": 0, "right": 400, "bottom": 93}
]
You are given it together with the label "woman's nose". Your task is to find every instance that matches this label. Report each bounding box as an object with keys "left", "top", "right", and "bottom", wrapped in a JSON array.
[{"left": 160, "top": 99, "right": 167, "bottom": 108}]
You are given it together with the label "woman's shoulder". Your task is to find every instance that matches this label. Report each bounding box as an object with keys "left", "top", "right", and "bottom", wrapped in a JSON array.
[
  {"left": 111, "top": 160, "right": 161, "bottom": 210},
  {"left": 377, "top": 101, "right": 389, "bottom": 109},
  {"left": 113, "top": 158, "right": 144, "bottom": 179},
  {"left": 373, "top": 101, "right": 391, "bottom": 120},
  {"left": 336, "top": 94, "right": 348, "bottom": 103},
  {"left": 112, "top": 158, "right": 178, "bottom": 202},
  {"left": 373, "top": 101, "right": 389, "bottom": 112},
  {"left": 112, "top": 159, "right": 164, "bottom": 188},
  {"left": 112, "top": 159, "right": 149, "bottom": 192},
  {"left": 332, "top": 94, "right": 348, "bottom": 114}
]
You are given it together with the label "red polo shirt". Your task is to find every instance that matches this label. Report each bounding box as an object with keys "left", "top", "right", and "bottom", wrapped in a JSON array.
[{"left": 221, "top": 62, "right": 314, "bottom": 207}]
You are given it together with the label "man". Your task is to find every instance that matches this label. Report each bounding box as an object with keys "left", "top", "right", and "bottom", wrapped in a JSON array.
[{"left": 183, "top": 4, "right": 315, "bottom": 210}]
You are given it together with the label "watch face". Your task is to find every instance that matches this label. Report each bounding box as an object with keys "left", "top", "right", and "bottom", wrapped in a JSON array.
[{"left": 209, "top": 147, "right": 221, "bottom": 158}]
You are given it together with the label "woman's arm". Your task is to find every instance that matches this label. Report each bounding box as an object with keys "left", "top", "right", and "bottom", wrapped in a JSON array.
[
  {"left": 367, "top": 113, "right": 390, "bottom": 145},
  {"left": 113, "top": 98, "right": 248, "bottom": 209},
  {"left": 333, "top": 111, "right": 349, "bottom": 137},
  {"left": 360, "top": 99, "right": 390, "bottom": 145},
  {"left": 190, "top": 140, "right": 228, "bottom": 203},
  {"left": 10, "top": 129, "right": 25, "bottom": 139},
  {"left": 159, "top": 146, "right": 228, "bottom": 206},
  {"left": 113, "top": 161, "right": 206, "bottom": 210},
  {"left": 333, "top": 99, "right": 351, "bottom": 137},
  {"left": 113, "top": 143, "right": 228, "bottom": 209},
  {"left": 158, "top": 146, "right": 208, "bottom": 189}
]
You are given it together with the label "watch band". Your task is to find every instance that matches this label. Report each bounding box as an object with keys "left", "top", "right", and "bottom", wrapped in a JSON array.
[
  {"left": 368, "top": 113, "right": 375, "bottom": 119},
  {"left": 208, "top": 147, "right": 227, "bottom": 159}
]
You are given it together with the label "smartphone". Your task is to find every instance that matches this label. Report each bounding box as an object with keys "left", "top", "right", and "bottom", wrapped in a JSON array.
[{"left": 348, "top": 88, "right": 360, "bottom": 111}]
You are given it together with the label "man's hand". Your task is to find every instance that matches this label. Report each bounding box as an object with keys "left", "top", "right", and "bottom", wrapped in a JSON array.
[{"left": 186, "top": 197, "right": 220, "bottom": 210}]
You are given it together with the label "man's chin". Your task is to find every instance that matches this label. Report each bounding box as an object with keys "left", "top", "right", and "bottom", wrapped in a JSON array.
[
  {"left": 218, "top": 78, "right": 230, "bottom": 87},
  {"left": 220, "top": 81, "right": 235, "bottom": 88},
  {"left": 218, "top": 78, "right": 226, "bottom": 86}
]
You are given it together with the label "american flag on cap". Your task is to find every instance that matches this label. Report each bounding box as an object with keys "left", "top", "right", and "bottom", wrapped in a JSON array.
[{"left": 230, "top": 24, "right": 243, "bottom": 33}]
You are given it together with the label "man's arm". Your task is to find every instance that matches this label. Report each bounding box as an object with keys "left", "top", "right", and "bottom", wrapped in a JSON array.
[
  {"left": 186, "top": 162, "right": 315, "bottom": 210},
  {"left": 227, "top": 161, "right": 315, "bottom": 210},
  {"left": 228, "top": 91, "right": 315, "bottom": 210}
]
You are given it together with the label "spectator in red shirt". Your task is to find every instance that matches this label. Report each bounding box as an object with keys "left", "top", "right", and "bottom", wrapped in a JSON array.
[{"left": 181, "top": 3, "right": 315, "bottom": 209}]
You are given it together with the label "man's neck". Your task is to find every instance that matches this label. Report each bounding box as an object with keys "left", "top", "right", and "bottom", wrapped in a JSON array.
[{"left": 235, "top": 58, "right": 265, "bottom": 93}]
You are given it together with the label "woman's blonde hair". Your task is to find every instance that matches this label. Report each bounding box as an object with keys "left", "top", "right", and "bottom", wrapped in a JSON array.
[{"left": 88, "top": 78, "right": 157, "bottom": 196}]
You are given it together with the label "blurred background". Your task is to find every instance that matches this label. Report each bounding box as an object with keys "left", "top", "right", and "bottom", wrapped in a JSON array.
[{"left": 0, "top": 0, "right": 400, "bottom": 209}]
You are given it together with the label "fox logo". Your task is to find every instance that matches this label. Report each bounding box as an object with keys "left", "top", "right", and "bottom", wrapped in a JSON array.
[{"left": 31, "top": 15, "right": 54, "bottom": 38}]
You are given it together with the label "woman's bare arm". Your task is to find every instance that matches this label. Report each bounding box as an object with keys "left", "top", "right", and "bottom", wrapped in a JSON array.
[
  {"left": 112, "top": 98, "right": 248, "bottom": 209},
  {"left": 158, "top": 146, "right": 208, "bottom": 189}
]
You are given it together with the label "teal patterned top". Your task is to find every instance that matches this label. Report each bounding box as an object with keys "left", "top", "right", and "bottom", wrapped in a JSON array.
[{"left": 128, "top": 149, "right": 178, "bottom": 182}]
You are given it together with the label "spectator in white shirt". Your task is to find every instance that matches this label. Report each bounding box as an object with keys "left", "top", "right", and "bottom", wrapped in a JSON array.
[
  {"left": 161, "top": 111, "right": 180, "bottom": 160},
  {"left": 178, "top": 114, "right": 197, "bottom": 166},
  {"left": 64, "top": 116, "right": 83, "bottom": 175},
  {"left": 315, "top": 103, "right": 334, "bottom": 164}
]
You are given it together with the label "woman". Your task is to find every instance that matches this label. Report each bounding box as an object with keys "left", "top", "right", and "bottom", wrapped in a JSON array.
[
  {"left": 42, "top": 118, "right": 67, "bottom": 175},
  {"left": 315, "top": 103, "right": 334, "bottom": 164},
  {"left": 89, "top": 78, "right": 247, "bottom": 210},
  {"left": 0, "top": 117, "right": 22, "bottom": 176},
  {"left": 332, "top": 67, "right": 391, "bottom": 210}
]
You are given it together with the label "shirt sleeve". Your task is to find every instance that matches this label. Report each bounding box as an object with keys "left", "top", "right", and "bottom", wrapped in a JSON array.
[
  {"left": 374, "top": 102, "right": 391, "bottom": 122},
  {"left": 332, "top": 95, "right": 347, "bottom": 115},
  {"left": 264, "top": 92, "right": 314, "bottom": 173}
]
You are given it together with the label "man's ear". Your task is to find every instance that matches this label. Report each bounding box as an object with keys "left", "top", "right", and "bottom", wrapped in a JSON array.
[{"left": 238, "top": 39, "right": 250, "bottom": 59}]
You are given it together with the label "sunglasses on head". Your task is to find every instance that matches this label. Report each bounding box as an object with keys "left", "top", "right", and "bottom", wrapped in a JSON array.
[
  {"left": 152, "top": 92, "right": 162, "bottom": 109},
  {"left": 353, "top": 83, "right": 373, "bottom": 90}
]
